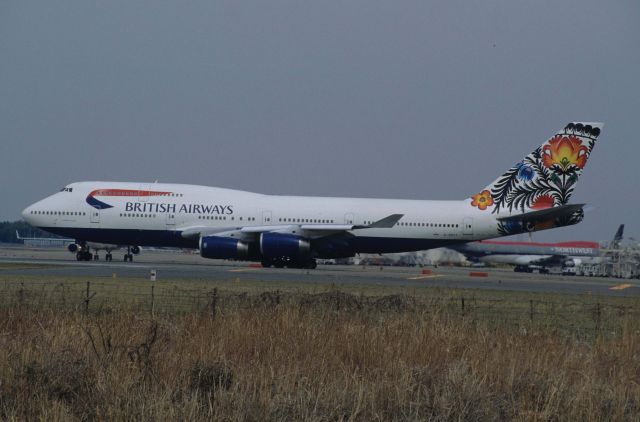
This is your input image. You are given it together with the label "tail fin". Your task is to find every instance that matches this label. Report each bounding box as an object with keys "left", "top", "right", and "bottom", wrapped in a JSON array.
[
  {"left": 469, "top": 122, "right": 603, "bottom": 215},
  {"left": 610, "top": 224, "right": 624, "bottom": 249}
]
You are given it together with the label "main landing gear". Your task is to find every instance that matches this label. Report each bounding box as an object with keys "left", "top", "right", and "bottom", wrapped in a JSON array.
[
  {"left": 260, "top": 257, "right": 317, "bottom": 269},
  {"left": 123, "top": 246, "right": 134, "bottom": 262},
  {"left": 76, "top": 251, "right": 113, "bottom": 261},
  {"left": 76, "top": 251, "right": 92, "bottom": 261}
]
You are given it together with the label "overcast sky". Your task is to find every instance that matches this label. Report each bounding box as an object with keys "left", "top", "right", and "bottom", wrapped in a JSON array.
[{"left": 1, "top": 1, "right": 638, "bottom": 242}]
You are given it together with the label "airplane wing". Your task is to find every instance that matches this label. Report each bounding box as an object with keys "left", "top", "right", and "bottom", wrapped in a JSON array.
[
  {"left": 529, "top": 254, "right": 568, "bottom": 267},
  {"left": 180, "top": 214, "right": 404, "bottom": 240},
  {"left": 496, "top": 204, "right": 585, "bottom": 223},
  {"left": 480, "top": 253, "right": 570, "bottom": 268}
]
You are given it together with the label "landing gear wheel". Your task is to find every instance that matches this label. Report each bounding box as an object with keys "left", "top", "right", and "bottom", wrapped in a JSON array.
[
  {"left": 261, "top": 259, "right": 273, "bottom": 268},
  {"left": 307, "top": 259, "right": 317, "bottom": 269},
  {"left": 76, "top": 252, "right": 83, "bottom": 261},
  {"left": 106, "top": 253, "right": 112, "bottom": 262},
  {"left": 93, "top": 254, "right": 99, "bottom": 261}
]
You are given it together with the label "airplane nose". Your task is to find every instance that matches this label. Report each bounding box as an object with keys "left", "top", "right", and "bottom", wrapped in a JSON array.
[{"left": 21, "top": 206, "right": 31, "bottom": 221}]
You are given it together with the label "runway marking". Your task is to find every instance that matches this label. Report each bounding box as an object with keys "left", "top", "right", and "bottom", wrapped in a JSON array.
[
  {"left": 228, "top": 268, "right": 262, "bottom": 273},
  {"left": 610, "top": 283, "right": 634, "bottom": 291},
  {"left": 407, "top": 274, "right": 444, "bottom": 280}
]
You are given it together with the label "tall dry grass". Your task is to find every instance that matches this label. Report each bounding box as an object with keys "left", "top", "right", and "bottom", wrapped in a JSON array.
[{"left": 0, "top": 292, "right": 638, "bottom": 421}]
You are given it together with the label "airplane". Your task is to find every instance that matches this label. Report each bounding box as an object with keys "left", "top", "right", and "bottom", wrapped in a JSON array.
[
  {"left": 449, "top": 224, "right": 624, "bottom": 274},
  {"left": 15, "top": 230, "right": 138, "bottom": 262},
  {"left": 21, "top": 122, "right": 603, "bottom": 269}
]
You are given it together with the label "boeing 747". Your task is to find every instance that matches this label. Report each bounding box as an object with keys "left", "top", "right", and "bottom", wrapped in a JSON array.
[{"left": 22, "top": 122, "right": 603, "bottom": 269}]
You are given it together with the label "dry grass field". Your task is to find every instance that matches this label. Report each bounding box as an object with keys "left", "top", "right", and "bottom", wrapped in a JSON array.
[{"left": 0, "top": 275, "right": 639, "bottom": 420}]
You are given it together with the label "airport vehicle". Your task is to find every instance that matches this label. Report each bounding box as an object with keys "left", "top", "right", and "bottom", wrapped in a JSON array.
[
  {"left": 22, "top": 122, "right": 603, "bottom": 269},
  {"left": 451, "top": 225, "right": 624, "bottom": 274},
  {"left": 16, "top": 231, "right": 138, "bottom": 262}
]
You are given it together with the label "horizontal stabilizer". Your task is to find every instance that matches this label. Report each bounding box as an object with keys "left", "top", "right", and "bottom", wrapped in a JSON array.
[{"left": 497, "top": 204, "right": 585, "bottom": 223}]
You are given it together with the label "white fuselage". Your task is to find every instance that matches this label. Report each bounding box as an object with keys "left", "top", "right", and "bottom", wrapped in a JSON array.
[{"left": 23, "top": 181, "right": 500, "bottom": 256}]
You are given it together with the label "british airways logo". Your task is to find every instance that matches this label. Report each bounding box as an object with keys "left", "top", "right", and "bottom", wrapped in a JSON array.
[
  {"left": 86, "top": 188, "right": 234, "bottom": 215},
  {"left": 86, "top": 189, "right": 171, "bottom": 210},
  {"left": 124, "top": 202, "right": 233, "bottom": 214}
]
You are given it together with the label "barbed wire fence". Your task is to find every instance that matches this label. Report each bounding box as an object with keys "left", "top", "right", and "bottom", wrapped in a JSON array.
[{"left": 2, "top": 279, "right": 639, "bottom": 338}]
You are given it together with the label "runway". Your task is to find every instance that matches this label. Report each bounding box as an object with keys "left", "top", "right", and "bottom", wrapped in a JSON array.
[{"left": 0, "top": 246, "right": 638, "bottom": 297}]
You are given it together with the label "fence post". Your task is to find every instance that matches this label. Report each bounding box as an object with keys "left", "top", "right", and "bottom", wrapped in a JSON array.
[
  {"left": 18, "top": 282, "right": 25, "bottom": 306},
  {"left": 85, "top": 281, "right": 90, "bottom": 315},
  {"left": 211, "top": 288, "right": 218, "bottom": 321},
  {"left": 596, "top": 302, "right": 601, "bottom": 331},
  {"left": 151, "top": 285, "right": 155, "bottom": 318},
  {"left": 530, "top": 299, "right": 534, "bottom": 321},
  {"left": 461, "top": 296, "right": 465, "bottom": 314}
]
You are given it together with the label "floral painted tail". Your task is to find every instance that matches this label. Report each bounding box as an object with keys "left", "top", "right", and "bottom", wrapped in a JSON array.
[{"left": 468, "top": 122, "right": 603, "bottom": 234}]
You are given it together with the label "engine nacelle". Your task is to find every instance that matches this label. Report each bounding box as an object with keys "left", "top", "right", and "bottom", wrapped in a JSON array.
[
  {"left": 68, "top": 243, "right": 79, "bottom": 253},
  {"left": 564, "top": 258, "right": 582, "bottom": 267},
  {"left": 200, "top": 236, "right": 249, "bottom": 260},
  {"left": 260, "top": 233, "right": 310, "bottom": 259},
  {"left": 131, "top": 245, "right": 141, "bottom": 255}
]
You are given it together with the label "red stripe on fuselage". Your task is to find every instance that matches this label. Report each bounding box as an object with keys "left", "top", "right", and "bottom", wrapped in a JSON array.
[{"left": 88, "top": 189, "right": 172, "bottom": 198}]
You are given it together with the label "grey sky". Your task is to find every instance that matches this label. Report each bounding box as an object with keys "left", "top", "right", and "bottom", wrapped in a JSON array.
[{"left": 1, "top": 1, "right": 638, "bottom": 242}]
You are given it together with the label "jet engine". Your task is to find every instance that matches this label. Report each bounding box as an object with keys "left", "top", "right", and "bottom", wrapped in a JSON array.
[
  {"left": 68, "top": 243, "right": 79, "bottom": 253},
  {"left": 260, "top": 233, "right": 310, "bottom": 259},
  {"left": 564, "top": 258, "right": 582, "bottom": 267},
  {"left": 200, "top": 236, "right": 249, "bottom": 260},
  {"left": 131, "top": 245, "right": 141, "bottom": 255}
]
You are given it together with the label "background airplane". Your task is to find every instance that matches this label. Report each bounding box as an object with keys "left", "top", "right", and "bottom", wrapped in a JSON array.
[
  {"left": 21, "top": 122, "right": 603, "bottom": 269},
  {"left": 450, "top": 224, "right": 624, "bottom": 274}
]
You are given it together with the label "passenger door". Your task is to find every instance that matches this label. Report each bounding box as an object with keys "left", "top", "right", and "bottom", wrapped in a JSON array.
[
  {"left": 463, "top": 217, "right": 473, "bottom": 236},
  {"left": 165, "top": 213, "right": 176, "bottom": 229},
  {"left": 90, "top": 209, "right": 100, "bottom": 224},
  {"left": 262, "top": 211, "right": 272, "bottom": 224},
  {"left": 344, "top": 213, "right": 355, "bottom": 225}
]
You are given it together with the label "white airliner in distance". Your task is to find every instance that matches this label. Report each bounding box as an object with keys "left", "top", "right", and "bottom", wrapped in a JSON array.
[
  {"left": 22, "top": 122, "right": 603, "bottom": 269},
  {"left": 450, "top": 224, "right": 624, "bottom": 274}
]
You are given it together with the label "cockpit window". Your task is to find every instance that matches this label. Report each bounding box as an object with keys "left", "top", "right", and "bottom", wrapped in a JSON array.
[{"left": 60, "top": 187, "right": 73, "bottom": 192}]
